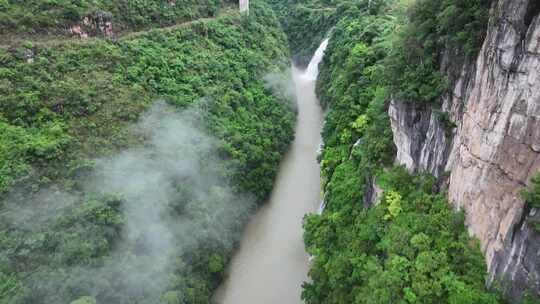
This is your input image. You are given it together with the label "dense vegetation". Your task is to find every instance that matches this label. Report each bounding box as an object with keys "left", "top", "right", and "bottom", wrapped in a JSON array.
[
  {"left": 385, "top": 0, "right": 491, "bottom": 104},
  {"left": 522, "top": 173, "right": 540, "bottom": 233},
  {"left": 0, "top": 0, "right": 236, "bottom": 38},
  {"left": 275, "top": 0, "right": 503, "bottom": 302},
  {"left": 267, "top": 0, "right": 340, "bottom": 66},
  {"left": 0, "top": 2, "right": 295, "bottom": 303},
  {"left": 304, "top": 167, "right": 502, "bottom": 303},
  {"left": 523, "top": 173, "right": 540, "bottom": 210}
]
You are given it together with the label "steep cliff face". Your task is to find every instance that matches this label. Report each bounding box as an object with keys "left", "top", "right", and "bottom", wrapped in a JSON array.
[{"left": 390, "top": 0, "right": 540, "bottom": 298}]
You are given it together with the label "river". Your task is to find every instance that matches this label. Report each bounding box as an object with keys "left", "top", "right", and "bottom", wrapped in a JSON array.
[{"left": 215, "top": 40, "right": 328, "bottom": 304}]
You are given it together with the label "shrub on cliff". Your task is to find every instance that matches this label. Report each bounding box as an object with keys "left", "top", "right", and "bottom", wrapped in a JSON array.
[
  {"left": 522, "top": 173, "right": 540, "bottom": 209},
  {"left": 385, "top": 0, "right": 491, "bottom": 104}
]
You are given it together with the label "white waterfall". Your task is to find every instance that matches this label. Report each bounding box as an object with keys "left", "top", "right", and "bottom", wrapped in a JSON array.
[
  {"left": 317, "top": 201, "right": 326, "bottom": 215},
  {"left": 308, "top": 39, "right": 330, "bottom": 216},
  {"left": 304, "top": 39, "right": 329, "bottom": 80}
]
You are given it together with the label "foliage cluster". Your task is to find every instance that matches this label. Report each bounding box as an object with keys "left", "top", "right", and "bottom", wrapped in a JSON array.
[
  {"left": 304, "top": 167, "right": 502, "bottom": 303},
  {"left": 315, "top": 0, "right": 396, "bottom": 187},
  {"left": 0, "top": 2, "right": 295, "bottom": 303},
  {"left": 0, "top": 0, "right": 236, "bottom": 37},
  {"left": 522, "top": 173, "right": 540, "bottom": 210},
  {"left": 522, "top": 173, "right": 540, "bottom": 233},
  {"left": 0, "top": 2, "right": 293, "bottom": 200},
  {"left": 385, "top": 0, "right": 491, "bottom": 104}
]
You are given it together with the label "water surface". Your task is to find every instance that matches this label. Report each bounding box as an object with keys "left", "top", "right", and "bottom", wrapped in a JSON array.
[{"left": 215, "top": 40, "right": 327, "bottom": 304}]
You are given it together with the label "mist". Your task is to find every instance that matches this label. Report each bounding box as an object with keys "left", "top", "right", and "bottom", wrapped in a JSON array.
[
  {"left": 0, "top": 101, "right": 255, "bottom": 303},
  {"left": 263, "top": 69, "right": 298, "bottom": 110}
]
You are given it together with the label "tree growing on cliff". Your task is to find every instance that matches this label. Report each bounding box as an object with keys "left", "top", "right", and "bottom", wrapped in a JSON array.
[
  {"left": 385, "top": 0, "right": 491, "bottom": 104},
  {"left": 522, "top": 173, "right": 540, "bottom": 209}
]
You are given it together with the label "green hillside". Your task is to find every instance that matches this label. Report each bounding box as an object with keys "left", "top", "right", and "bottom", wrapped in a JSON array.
[
  {"left": 0, "top": 1, "right": 295, "bottom": 303},
  {"left": 1, "top": 0, "right": 236, "bottom": 40}
]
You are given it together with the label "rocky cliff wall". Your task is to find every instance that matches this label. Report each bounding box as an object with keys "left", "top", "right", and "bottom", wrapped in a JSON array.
[{"left": 389, "top": 0, "right": 540, "bottom": 299}]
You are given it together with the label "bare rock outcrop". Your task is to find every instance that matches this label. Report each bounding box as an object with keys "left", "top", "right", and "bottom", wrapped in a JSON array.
[
  {"left": 389, "top": 0, "right": 540, "bottom": 299},
  {"left": 69, "top": 11, "right": 114, "bottom": 39}
]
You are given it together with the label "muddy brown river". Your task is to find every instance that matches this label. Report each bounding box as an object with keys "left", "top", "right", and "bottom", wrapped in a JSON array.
[{"left": 215, "top": 40, "right": 328, "bottom": 304}]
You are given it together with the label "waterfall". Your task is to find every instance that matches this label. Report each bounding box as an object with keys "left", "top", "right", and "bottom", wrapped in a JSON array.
[
  {"left": 304, "top": 39, "right": 329, "bottom": 80},
  {"left": 317, "top": 201, "right": 326, "bottom": 215},
  {"left": 299, "top": 39, "right": 330, "bottom": 217},
  {"left": 309, "top": 39, "right": 329, "bottom": 216}
]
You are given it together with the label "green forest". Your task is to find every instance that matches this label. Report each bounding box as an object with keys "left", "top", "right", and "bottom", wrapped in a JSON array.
[
  {"left": 1, "top": 0, "right": 236, "bottom": 38},
  {"left": 0, "top": 1, "right": 295, "bottom": 303}
]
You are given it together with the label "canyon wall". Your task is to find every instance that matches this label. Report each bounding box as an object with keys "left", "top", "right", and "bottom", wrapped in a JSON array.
[{"left": 389, "top": 0, "right": 540, "bottom": 299}]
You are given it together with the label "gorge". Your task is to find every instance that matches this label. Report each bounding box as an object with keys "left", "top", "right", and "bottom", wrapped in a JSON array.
[
  {"left": 1, "top": 0, "right": 540, "bottom": 303},
  {"left": 216, "top": 40, "right": 327, "bottom": 304}
]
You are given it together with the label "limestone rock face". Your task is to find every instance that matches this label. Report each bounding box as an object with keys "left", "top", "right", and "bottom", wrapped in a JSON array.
[
  {"left": 389, "top": 0, "right": 540, "bottom": 299},
  {"left": 364, "top": 176, "right": 383, "bottom": 207},
  {"left": 388, "top": 101, "right": 452, "bottom": 178}
]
